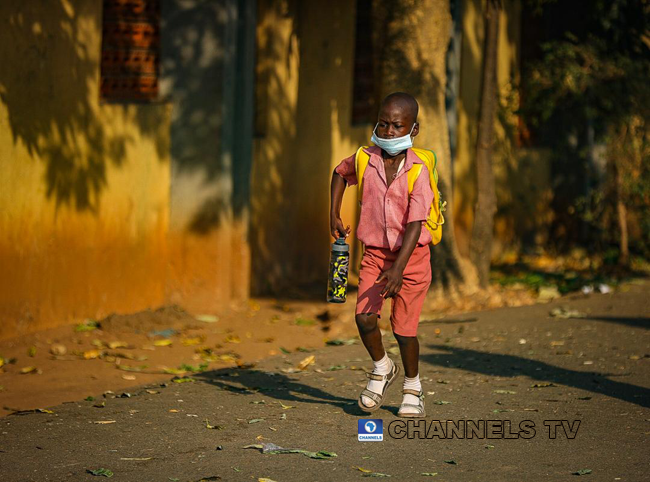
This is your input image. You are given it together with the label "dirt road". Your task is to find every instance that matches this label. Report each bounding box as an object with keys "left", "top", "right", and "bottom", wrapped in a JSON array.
[{"left": 0, "top": 280, "right": 648, "bottom": 481}]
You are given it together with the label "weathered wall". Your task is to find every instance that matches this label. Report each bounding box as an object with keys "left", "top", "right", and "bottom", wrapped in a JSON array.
[
  {"left": 251, "top": 0, "right": 368, "bottom": 296},
  {"left": 0, "top": 0, "right": 171, "bottom": 339},
  {"left": 161, "top": 0, "right": 255, "bottom": 312}
]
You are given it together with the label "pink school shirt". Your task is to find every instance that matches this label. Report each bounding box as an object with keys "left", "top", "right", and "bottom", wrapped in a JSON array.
[{"left": 335, "top": 146, "right": 434, "bottom": 251}]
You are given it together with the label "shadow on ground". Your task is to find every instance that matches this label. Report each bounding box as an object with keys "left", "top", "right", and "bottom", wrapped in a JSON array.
[
  {"left": 195, "top": 368, "right": 368, "bottom": 415},
  {"left": 422, "top": 344, "right": 650, "bottom": 409}
]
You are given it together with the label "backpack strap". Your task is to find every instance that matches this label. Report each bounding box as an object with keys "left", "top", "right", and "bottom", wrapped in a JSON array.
[
  {"left": 354, "top": 146, "right": 371, "bottom": 203},
  {"left": 406, "top": 163, "right": 423, "bottom": 193}
]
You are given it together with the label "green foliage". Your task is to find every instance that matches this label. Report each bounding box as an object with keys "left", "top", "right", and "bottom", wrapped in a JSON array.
[{"left": 521, "top": 0, "right": 650, "bottom": 257}]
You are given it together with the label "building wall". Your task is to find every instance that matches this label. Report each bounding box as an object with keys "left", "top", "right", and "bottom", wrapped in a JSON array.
[
  {"left": 0, "top": 0, "right": 171, "bottom": 339},
  {"left": 251, "top": 0, "right": 368, "bottom": 296},
  {"left": 161, "top": 0, "right": 255, "bottom": 312}
]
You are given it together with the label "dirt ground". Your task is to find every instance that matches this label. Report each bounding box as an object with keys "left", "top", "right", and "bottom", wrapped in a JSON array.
[
  {"left": 0, "top": 284, "right": 535, "bottom": 417},
  {"left": 0, "top": 279, "right": 648, "bottom": 481}
]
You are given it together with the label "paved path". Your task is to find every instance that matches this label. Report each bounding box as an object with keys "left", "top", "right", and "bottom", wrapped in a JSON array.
[{"left": 1, "top": 281, "right": 648, "bottom": 481}]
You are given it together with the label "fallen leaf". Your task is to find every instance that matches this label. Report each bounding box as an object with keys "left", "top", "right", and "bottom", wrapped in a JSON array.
[
  {"left": 181, "top": 337, "right": 205, "bottom": 346},
  {"left": 325, "top": 338, "right": 357, "bottom": 346},
  {"left": 120, "top": 457, "right": 152, "bottom": 461},
  {"left": 94, "top": 401, "right": 106, "bottom": 408},
  {"left": 294, "top": 317, "right": 316, "bottom": 326},
  {"left": 195, "top": 314, "right": 219, "bottom": 323},
  {"left": 531, "top": 382, "right": 555, "bottom": 388},
  {"left": 75, "top": 320, "right": 99, "bottom": 332},
  {"left": 297, "top": 355, "right": 315, "bottom": 370},
  {"left": 94, "top": 420, "right": 116, "bottom": 424},
  {"left": 20, "top": 366, "right": 40, "bottom": 374},
  {"left": 278, "top": 401, "right": 295, "bottom": 409},
  {"left": 27, "top": 346, "right": 37, "bottom": 357},
  {"left": 224, "top": 334, "right": 241, "bottom": 344},
  {"left": 572, "top": 469, "right": 592, "bottom": 476},
  {"left": 247, "top": 442, "right": 336, "bottom": 459},
  {"left": 87, "top": 468, "right": 113, "bottom": 477},
  {"left": 550, "top": 307, "right": 587, "bottom": 319},
  {"left": 421, "top": 473, "right": 438, "bottom": 477},
  {"left": 248, "top": 418, "right": 265, "bottom": 424},
  {"left": 258, "top": 478, "right": 278, "bottom": 482},
  {"left": 205, "top": 419, "right": 224, "bottom": 430},
  {"left": 172, "top": 377, "right": 195, "bottom": 384},
  {"left": 122, "top": 374, "right": 136, "bottom": 381},
  {"left": 494, "top": 390, "right": 516, "bottom": 394},
  {"left": 485, "top": 444, "right": 495, "bottom": 449},
  {"left": 84, "top": 350, "right": 103, "bottom": 360},
  {"left": 444, "top": 460, "right": 458, "bottom": 465},
  {"left": 153, "top": 339, "right": 173, "bottom": 347},
  {"left": 431, "top": 400, "right": 451, "bottom": 405}
]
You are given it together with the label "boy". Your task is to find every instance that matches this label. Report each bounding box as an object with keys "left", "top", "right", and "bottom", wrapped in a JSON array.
[{"left": 330, "top": 92, "right": 434, "bottom": 417}]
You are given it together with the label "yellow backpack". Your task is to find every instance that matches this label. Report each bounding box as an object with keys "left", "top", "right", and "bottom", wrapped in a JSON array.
[{"left": 354, "top": 147, "right": 446, "bottom": 245}]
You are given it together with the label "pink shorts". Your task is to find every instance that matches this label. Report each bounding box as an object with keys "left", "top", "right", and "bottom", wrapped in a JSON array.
[{"left": 355, "top": 245, "right": 432, "bottom": 336}]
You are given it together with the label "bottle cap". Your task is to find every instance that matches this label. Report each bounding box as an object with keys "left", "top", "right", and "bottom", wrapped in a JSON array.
[{"left": 332, "top": 237, "right": 349, "bottom": 253}]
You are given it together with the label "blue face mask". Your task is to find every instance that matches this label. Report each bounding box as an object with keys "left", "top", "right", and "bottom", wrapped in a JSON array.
[{"left": 371, "top": 123, "right": 416, "bottom": 156}]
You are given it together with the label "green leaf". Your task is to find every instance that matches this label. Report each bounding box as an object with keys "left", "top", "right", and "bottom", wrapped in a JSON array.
[
  {"left": 87, "top": 468, "right": 113, "bottom": 477},
  {"left": 279, "top": 347, "right": 291, "bottom": 354},
  {"left": 85, "top": 396, "right": 95, "bottom": 402},
  {"left": 294, "top": 317, "right": 316, "bottom": 326},
  {"left": 172, "top": 377, "right": 195, "bottom": 383},
  {"left": 432, "top": 400, "right": 451, "bottom": 405},
  {"left": 573, "top": 469, "right": 592, "bottom": 476},
  {"left": 75, "top": 320, "right": 99, "bottom": 332},
  {"left": 444, "top": 460, "right": 458, "bottom": 465},
  {"left": 485, "top": 444, "right": 495, "bottom": 449}
]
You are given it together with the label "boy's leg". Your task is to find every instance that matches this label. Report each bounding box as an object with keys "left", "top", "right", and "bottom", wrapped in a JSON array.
[
  {"left": 356, "top": 313, "right": 396, "bottom": 409},
  {"left": 390, "top": 245, "right": 431, "bottom": 416},
  {"left": 355, "top": 248, "right": 397, "bottom": 409}
]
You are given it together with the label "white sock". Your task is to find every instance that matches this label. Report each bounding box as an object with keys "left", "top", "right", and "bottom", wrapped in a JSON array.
[
  {"left": 401, "top": 374, "right": 422, "bottom": 414},
  {"left": 361, "top": 353, "right": 392, "bottom": 408}
]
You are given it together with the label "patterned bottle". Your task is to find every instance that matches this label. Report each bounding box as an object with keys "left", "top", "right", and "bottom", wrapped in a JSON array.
[{"left": 327, "top": 237, "right": 350, "bottom": 303}]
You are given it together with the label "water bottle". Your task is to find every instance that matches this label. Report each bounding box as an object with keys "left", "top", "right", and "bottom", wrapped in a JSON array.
[{"left": 327, "top": 237, "right": 350, "bottom": 303}]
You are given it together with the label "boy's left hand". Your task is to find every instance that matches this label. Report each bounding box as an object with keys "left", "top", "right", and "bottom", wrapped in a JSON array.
[{"left": 375, "top": 266, "right": 404, "bottom": 298}]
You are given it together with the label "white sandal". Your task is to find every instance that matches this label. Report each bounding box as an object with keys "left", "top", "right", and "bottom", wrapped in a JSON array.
[
  {"left": 357, "top": 361, "right": 400, "bottom": 412},
  {"left": 397, "top": 389, "right": 426, "bottom": 418}
]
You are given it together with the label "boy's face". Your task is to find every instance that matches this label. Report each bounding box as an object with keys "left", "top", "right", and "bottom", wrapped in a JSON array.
[{"left": 376, "top": 102, "right": 419, "bottom": 139}]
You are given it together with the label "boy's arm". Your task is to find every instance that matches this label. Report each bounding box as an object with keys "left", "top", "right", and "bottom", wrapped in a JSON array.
[
  {"left": 330, "top": 170, "right": 351, "bottom": 239},
  {"left": 375, "top": 221, "right": 421, "bottom": 298}
]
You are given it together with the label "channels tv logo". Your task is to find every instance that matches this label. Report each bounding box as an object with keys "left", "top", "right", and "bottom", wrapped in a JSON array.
[{"left": 358, "top": 419, "right": 383, "bottom": 441}]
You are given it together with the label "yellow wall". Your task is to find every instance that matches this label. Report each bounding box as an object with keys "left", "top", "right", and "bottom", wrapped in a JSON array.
[
  {"left": 251, "top": 0, "right": 368, "bottom": 294},
  {"left": 0, "top": 0, "right": 171, "bottom": 338},
  {"left": 454, "top": 0, "right": 524, "bottom": 256}
]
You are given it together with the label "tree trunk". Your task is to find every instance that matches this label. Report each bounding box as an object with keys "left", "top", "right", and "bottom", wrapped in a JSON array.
[
  {"left": 373, "top": 0, "right": 477, "bottom": 292},
  {"left": 470, "top": 0, "right": 500, "bottom": 289}
]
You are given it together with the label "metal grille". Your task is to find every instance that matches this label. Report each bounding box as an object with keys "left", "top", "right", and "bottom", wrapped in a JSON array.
[{"left": 100, "top": 0, "right": 160, "bottom": 101}]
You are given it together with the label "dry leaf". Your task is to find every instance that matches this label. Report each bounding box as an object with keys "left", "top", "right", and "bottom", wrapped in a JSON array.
[{"left": 297, "top": 355, "right": 315, "bottom": 370}]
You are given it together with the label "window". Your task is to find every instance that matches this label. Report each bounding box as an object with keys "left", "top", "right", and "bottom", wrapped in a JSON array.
[
  {"left": 351, "top": 0, "right": 376, "bottom": 125},
  {"left": 100, "top": 0, "right": 160, "bottom": 102}
]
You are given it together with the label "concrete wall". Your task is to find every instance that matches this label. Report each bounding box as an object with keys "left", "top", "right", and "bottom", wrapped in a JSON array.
[
  {"left": 0, "top": 0, "right": 171, "bottom": 338},
  {"left": 161, "top": 0, "right": 255, "bottom": 312}
]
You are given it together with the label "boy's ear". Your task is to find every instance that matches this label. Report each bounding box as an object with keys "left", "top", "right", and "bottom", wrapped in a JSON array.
[{"left": 412, "top": 122, "right": 420, "bottom": 137}]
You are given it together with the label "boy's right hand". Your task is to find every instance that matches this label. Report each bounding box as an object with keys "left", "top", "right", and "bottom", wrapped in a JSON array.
[{"left": 330, "top": 216, "right": 351, "bottom": 240}]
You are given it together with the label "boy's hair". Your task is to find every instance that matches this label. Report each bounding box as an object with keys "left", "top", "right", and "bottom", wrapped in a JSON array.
[{"left": 380, "top": 92, "right": 419, "bottom": 124}]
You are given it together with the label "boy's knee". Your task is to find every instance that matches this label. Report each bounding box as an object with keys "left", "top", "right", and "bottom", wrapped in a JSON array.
[
  {"left": 394, "top": 333, "right": 418, "bottom": 345},
  {"left": 355, "top": 313, "right": 378, "bottom": 334}
]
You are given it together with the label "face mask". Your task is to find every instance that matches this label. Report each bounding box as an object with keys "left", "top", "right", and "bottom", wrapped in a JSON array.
[{"left": 371, "top": 123, "right": 416, "bottom": 156}]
